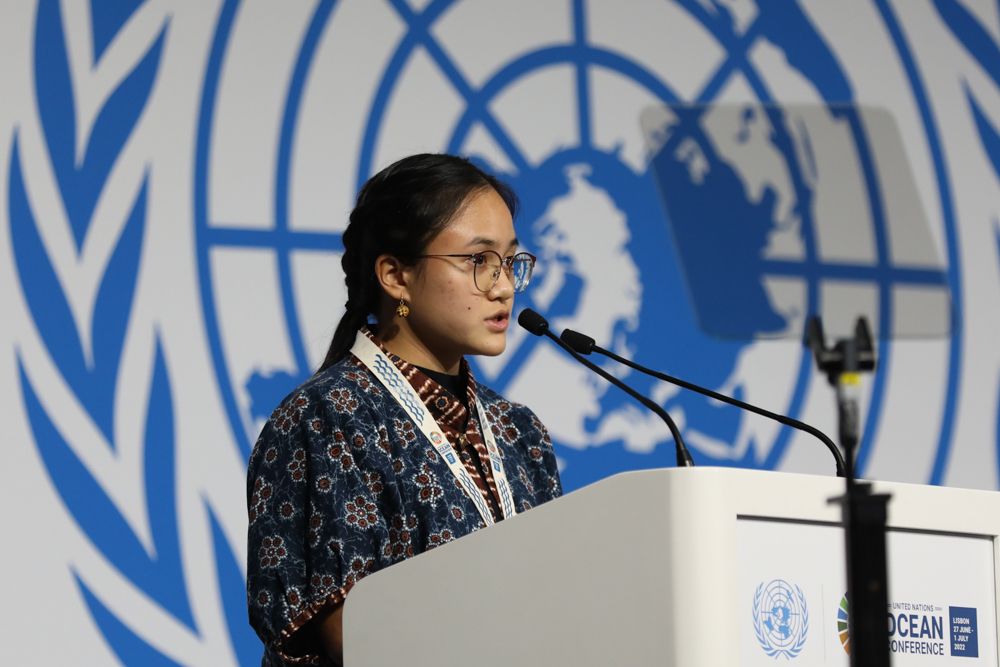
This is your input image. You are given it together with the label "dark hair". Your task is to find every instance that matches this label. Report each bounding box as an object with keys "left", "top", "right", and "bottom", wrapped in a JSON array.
[{"left": 319, "top": 153, "right": 518, "bottom": 370}]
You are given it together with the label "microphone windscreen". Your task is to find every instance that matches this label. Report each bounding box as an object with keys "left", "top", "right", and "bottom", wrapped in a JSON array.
[
  {"left": 560, "top": 329, "right": 595, "bottom": 354},
  {"left": 517, "top": 308, "right": 549, "bottom": 336}
]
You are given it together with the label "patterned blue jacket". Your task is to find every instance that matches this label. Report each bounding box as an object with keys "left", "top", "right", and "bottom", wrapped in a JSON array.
[{"left": 246, "top": 355, "right": 562, "bottom": 665}]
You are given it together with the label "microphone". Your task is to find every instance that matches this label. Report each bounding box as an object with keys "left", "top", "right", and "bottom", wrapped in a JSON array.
[
  {"left": 517, "top": 308, "right": 550, "bottom": 336},
  {"left": 517, "top": 309, "right": 694, "bottom": 468},
  {"left": 560, "top": 328, "right": 847, "bottom": 477}
]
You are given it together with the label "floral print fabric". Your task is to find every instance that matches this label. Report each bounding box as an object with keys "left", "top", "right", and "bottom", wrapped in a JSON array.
[{"left": 246, "top": 350, "right": 562, "bottom": 665}]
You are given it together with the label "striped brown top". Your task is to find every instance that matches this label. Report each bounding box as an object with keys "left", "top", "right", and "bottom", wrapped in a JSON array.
[{"left": 364, "top": 329, "right": 504, "bottom": 522}]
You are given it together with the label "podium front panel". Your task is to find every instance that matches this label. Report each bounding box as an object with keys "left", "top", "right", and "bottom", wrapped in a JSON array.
[
  {"left": 343, "top": 468, "right": 1000, "bottom": 666},
  {"left": 738, "top": 517, "right": 997, "bottom": 665}
]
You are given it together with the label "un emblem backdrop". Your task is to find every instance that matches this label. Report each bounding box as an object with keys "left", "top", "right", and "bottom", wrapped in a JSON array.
[{"left": 2, "top": 1, "right": 999, "bottom": 664}]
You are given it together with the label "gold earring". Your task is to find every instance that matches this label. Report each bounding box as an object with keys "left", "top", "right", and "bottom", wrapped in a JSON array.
[{"left": 395, "top": 298, "right": 410, "bottom": 318}]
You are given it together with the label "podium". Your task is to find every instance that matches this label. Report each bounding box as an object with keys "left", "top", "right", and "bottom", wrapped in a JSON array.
[{"left": 343, "top": 468, "right": 1000, "bottom": 665}]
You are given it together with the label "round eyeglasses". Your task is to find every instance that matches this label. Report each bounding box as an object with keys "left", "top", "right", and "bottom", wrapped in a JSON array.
[{"left": 416, "top": 250, "right": 537, "bottom": 293}]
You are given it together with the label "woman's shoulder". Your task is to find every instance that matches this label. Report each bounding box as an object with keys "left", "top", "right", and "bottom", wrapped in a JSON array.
[
  {"left": 254, "top": 357, "right": 389, "bottom": 445},
  {"left": 271, "top": 356, "right": 384, "bottom": 410},
  {"left": 249, "top": 357, "right": 389, "bottom": 468}
]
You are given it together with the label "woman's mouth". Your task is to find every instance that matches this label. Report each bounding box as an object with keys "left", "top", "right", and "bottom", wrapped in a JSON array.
[{"left": 486, "top": 312, "right": 510, "bottom": 332}]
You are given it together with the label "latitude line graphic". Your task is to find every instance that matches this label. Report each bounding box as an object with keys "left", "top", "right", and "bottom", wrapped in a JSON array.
[
  {"left": 572, "top": 0, "right": 592, "bottom": 149},
  {"left": 693, "top": 21, "right": 763, "bottom": 104},
  {"left": 874, "top": 0, "right": 962, "bottom": 484},
  {"left": 737, "top": 102, "right": 826, "bottom": 473},
  {"left": 204, "top": 227, "right": 345, "bottom": 252},
  {"left": 383, "top": 0, "right": 532, "bottom": 175},
  {"left": 195, "top": 0, "right": 254, "bottom": 460},
  {"left": 274, "top": 0, "right": 339, "bottom": 375},
  {"left": 687, "top": 12, "right": 834, "bottom": 471}
]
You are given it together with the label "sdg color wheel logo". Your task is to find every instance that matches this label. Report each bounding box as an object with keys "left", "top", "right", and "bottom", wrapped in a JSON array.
[
  {"left": 838, "top": 593, "right": 851, "bottom": 654},
  {"left": 9, "top": 2, "right": 259, "bottom": 664}
]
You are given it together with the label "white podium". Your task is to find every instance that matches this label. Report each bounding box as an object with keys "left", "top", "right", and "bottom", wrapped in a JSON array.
[{"left": 343, "top": 468, "right": 1000, "bottom": 666}]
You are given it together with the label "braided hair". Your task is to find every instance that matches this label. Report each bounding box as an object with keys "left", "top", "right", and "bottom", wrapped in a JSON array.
[{"left": 320, "top": 154, "right": 518, "bottom": 370}]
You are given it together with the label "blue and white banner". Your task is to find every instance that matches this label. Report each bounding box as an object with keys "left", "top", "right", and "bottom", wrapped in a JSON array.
[{"left": 2, "top": 1, "right": 999, "bottom": 664}]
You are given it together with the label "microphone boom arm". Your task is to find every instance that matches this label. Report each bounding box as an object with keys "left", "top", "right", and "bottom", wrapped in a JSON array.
[
  {"left": 517, "top": 309, "right": 693, "bottom": 467},
  {"left": 561, "top": 329, "right": 846, "bottom": 477},
  {"left": 547, "top": 332, "right": 693, "bottom": 467}
]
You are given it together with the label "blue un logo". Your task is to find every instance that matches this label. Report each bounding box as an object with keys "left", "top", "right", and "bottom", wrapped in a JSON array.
[
  {"left": 196, "top": 1, "right": 952, "bottom": 491},
  {"left": 753, "top": 579, "right": 810, "bottom": 659},
  {"left": 7, "top": 0, "right": 973, "bottom": 664}
]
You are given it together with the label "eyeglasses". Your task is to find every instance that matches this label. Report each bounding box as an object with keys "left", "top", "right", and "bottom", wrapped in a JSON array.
[{"left": 416, "top": 250, "right": 537, "bottom": 293}]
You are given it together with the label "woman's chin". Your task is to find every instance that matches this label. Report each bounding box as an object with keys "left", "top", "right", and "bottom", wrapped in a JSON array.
[{"left": 472, "top": 336, "right": 507, "bottom": 358}]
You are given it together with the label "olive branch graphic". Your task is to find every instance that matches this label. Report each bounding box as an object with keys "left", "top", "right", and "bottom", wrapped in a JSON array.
[
  {"left": 933, "top": 0, "right": 1000, "bottom": 186},
  {"left": 932, "top": 0, "right": 1000, "bottom": 487},
  {"left": 9, "top": 1, "right": 256, "bottom": 664}
]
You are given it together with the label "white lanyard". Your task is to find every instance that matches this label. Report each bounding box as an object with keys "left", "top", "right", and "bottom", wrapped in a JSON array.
[{"left": 350, "top": 333, "right": 517, "bottom": 526}]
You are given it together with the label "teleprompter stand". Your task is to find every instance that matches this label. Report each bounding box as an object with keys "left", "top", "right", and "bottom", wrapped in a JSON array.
[{"left": 806, "top": 315, "right": 890, "bottom": 667}]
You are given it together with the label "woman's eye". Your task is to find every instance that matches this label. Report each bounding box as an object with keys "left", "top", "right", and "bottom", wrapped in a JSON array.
[{"left": 470, "top": 254, "right": 485, "bottom": 265}]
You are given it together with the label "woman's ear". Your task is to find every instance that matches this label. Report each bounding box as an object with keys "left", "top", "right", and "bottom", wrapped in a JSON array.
[{"left": 374, "top": 254, "right": 409, "bottom": 301}]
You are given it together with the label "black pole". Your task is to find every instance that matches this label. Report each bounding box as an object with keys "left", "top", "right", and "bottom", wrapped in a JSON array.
[
  {"left": 843, "top": 482, "right": 892, "bottom": 665},
  {"left": 837, "top": 374, "right": 892, "bottom": 667},
  {"left": 808, "top": 317, "right": 891, "bottom": 667}
]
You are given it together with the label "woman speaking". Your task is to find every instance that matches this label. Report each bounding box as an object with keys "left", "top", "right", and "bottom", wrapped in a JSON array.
[{"left": 246, "top": 154, "right": 562, "bottom": 666}]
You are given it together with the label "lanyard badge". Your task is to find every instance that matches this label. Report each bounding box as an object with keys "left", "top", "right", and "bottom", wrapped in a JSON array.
[{"left": 351, "top": 334, "right": 517, "bottom": 526}]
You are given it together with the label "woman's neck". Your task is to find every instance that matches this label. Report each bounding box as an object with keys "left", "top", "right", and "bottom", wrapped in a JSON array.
[{"left": 375, "top": 323, "right": 462, "bottom": 374}]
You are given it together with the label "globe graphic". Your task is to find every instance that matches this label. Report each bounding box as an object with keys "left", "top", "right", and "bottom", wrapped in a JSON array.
[
  {"left": 760, "top": 580, "right": 804, "bottom": 648},
  {"left": 194, "top": 1, "right": 953, "bottom": 489}
]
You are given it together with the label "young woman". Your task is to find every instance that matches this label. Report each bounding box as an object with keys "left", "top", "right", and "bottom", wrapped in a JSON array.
[{"left": 246, "top": 154, "right": 562, "bottom": 666}]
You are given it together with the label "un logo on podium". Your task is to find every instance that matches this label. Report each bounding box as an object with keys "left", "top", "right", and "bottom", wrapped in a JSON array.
[{"left": 753, "top": 579, "right": 810, "bottom": 659}]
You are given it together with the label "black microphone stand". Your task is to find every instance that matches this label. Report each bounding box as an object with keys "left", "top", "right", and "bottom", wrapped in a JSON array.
[{"left": 805, "top": 316, "right": 890, "bottom": 667}]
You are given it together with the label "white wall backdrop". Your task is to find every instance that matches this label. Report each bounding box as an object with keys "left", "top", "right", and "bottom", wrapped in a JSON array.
[{"left": 2, "top": 0, "right": 999, "bottom": 664}]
